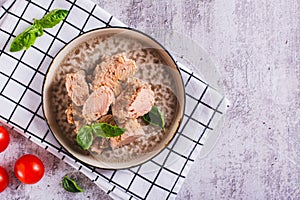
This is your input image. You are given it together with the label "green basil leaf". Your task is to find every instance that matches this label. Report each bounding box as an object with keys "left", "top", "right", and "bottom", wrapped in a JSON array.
[
  {"left": 23, "top": 29, "right": 37, "bottom": 49},
  {"left": 37, "top": 9, "right": 69, "bottom": 28},
  {"left": 33, "top": 19, "right": 44, "bottom": 37},
  {"left": 143, "top": 106, "right": 165, "bottom": 130},
  {"left": 76, "top": 125, "right": 93, "bottom": 150},
  {"left": 62, "top": 176, "right": 84, "bottom": 193},
  {"left": 92, "top": 123, "right": 126, "bottom": 138},
  {"left": 10, "top": 25, "right": 43, "bottom": 52}
]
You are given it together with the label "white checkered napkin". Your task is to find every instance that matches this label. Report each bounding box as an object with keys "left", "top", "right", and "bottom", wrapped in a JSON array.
[{"left": 0, "top": 0, "right": 228, "bottom": 199}]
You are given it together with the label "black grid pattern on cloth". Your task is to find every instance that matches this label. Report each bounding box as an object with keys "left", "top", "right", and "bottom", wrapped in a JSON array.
[{"left": 0, "top": 0, "right": 227, "bottom": 199}]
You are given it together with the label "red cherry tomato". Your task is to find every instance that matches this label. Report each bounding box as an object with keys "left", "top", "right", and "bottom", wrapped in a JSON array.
[
  {"left": 0, "top": 166, "right": 9, "bottom": 192},
  {"left": 0, "top": 126, "right": 10, "bottom": 153},
  {"left": 14, "top": 154, "right": 45, "bottom": 184}
]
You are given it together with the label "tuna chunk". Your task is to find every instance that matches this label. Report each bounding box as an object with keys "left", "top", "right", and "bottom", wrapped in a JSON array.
[
  {"left": 112, "top": 78, "right": 155, "bottom": 124},
  {"left": 110, "top": 119, "right": 145, "bottom": 149},
  {"left": 128, "top": 85, "right": 155, "bottom": 118},
  {"left": 94, "top": 54, "right": 136, "bottom": 81},
  {"left": 82, "top": 86, "right": 114, "bottom": 123},
  {"left": 109, "top": 78, "right": 153, "bottom": 148},
  {"left": 92, "top": 54, "right": 136, "bottom": 95},
  {"left": 97, "top": 115, "right": 144, "bottom": 149},
  {"left": 65, "top": 70, "right": 89, "bottom": 106},
  {"left": 65, "top": 104, "right": 85, "bottom": 133}
]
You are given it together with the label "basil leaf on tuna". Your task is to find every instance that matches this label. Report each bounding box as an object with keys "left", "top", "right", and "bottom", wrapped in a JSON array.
[
  {"left": 92, "top": 123, "right": 126, "bottom": 138},
  {"left": 76, "top": 123, "right": 126, "bottom": 150},
  {"left": 62, "top": 176, "right": 84, "bottom": 193},
  {"left": 76, "top": 125, "right": 93, "bottom": 150},
  {"left": 143, "top": 105, "right": 165, "bottom": 130}
]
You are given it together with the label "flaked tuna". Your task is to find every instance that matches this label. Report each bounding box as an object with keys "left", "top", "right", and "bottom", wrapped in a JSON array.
[
  {"left": 65, "top": 104, "right": 85, "bottom": 133},
  {"left": 92, "top": 54, "right": 136, "bottom": 95},
  {"left": 110, "top": 78, "right": 154, "bottom": 148},
  {"left": 112, "top": 78, "right": 155, "bottom": 124},
  {"left": 110, "top": 119, "right": 145, "bottom": 149},
  {"left": 65, "top": 70, "right": 89, "bottom": 106},
  {"left": 128, "top": 84, "right": 155, "bottom": 118},
  {"left": 65, "top": 53, "right": 157, "bottom": 151},
  {"left": 82, "top": 86, "right": 114, "bottom": 123}
]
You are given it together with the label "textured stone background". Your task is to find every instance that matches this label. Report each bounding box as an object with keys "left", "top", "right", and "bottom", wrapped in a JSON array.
[{"left": 0, "top": 0, "right": 299, "bottom": 199}]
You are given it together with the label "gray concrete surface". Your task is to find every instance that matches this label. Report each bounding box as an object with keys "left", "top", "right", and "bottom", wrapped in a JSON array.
[{"left": 0, "top": 0, "right": 299, "bottom": 199}]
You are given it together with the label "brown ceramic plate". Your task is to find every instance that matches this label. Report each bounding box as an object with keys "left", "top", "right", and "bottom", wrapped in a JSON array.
[{"left": 42, "top": 27, "right": 185, "bottom": 169}]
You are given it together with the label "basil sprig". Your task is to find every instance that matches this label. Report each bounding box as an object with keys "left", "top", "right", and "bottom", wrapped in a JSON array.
[
  {"left": 10, "top": 9, "right": 68, "bottom": 52},
  {"left": 62, "top": 176, "right": 84, "bottom": 193},
  {"left": 77, "top": 123, "right": 126, "bottom": 150},
  {"left": 143, "top": 106, "right": 165, "bottom": 130}
]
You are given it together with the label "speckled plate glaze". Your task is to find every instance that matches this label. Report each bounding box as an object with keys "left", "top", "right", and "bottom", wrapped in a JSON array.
[{"left": 42, "top": 27, "right": 185, "bottom": 169}]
